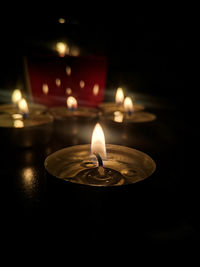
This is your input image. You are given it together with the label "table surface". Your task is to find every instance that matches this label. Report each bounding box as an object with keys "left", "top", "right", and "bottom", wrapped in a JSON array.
[{"left": 0, "top": 93, "right": 194, "bottom": 249}]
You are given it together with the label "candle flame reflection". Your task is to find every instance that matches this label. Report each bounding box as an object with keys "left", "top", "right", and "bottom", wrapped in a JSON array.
[
  {"left": 67, "top": 96, "right": 78, "bottom": 110},
  {"left": 91, "top": 123, "right": 107, "bottom": 160},
  {"left": 115, "top": 87, "right": 124, "bottom": 105},
  {"left": 114, "top": 111, "right": 124, "bottom": 123},
  {"left": 13, "top": 119, "right": 24, "bottom": 128},
  {"left": 12, "top": 89, "right": 22, "bottom": 104}
]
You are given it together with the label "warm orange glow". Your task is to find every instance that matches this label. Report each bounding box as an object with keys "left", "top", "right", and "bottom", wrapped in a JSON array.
[
  {"left": 71, "top": 47, "right": 80, "bottom": 57},
  {"left": 66, "top": 96, "right": 78, "bottom": 109},
  {"left": 91, "top": 123, "right": 106, "bottom": 159},
  {"left": 55, "top": 78, "right": 61, "bottom": 87},
  {"left": 12, "top": 89, "right": 22, "bottom": 104},
  {"left": 58, "top": 18, "right": 65, "bottom": 24},
  {"left": 42, "top": 84, "right": 49, "bottom": 95},
  {"left": 115, "top": 87, "right": 124, "bottom": 105},
  {"left": 18, "top": 98, "right": 29, "bottom": 114},
  {"left": 79, "top": 80, "right": 85, "bottom": 88},
  {"left": 114, "top": 111, "right": 124, "bottom": 123},
  {"left": 13, "top": 119, "right": 24, "bottom": 128},
  {"left": 56, "top": 42, "right": 69, "bottom": 57},
  {"left": 124, "top": 97, "right": 134, "bottom": 114},
  {"left": 66, "top": 88, "right": 72, "bottom": 95},
  {"left": 93, "top": 84, "right": 99, "bottom": 95},
  {"left": 66, "top": 66, "right": 71, "bottom": 76}
]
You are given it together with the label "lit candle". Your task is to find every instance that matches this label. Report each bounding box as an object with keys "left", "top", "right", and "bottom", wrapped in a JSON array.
[
  {"left": 124, "top": 96, "right": 134, "bottom": 116},
  {"left": 18, "top": 98, "right": 29, "bottom": 118},
  {"left": 67, "top": 96, "right": 78, "bottom": 111},
  {"left": 0, "top": 97, "right": 53, "bottom": 147},
  {"left": 50, "top": 96, "right": 100, "bottom": 120},
  {"left": 44, "top": 123, "right": 156, "bottom": 186},
  {"left": 56, "top": 42, "right": 69, "bottom": 57},
  {"left": 115, "top": 87, "right": 124, "bottom": 105},
  {"left": 0, "top": 89, "right": 47, "bottom": 115},
  {"left": 11, "top": 89, "right": 22, "bottom": 105},
  {"left": 99, "top": 87, "right": 145, "bottom": 113},
  {"left": 102, "top": 95, "right": 156, "bottom": 123}
]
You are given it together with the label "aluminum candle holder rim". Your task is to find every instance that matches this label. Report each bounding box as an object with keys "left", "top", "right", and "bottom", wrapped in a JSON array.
[{"left": 44, "top": 144, "right": 156, "bottom": 187}]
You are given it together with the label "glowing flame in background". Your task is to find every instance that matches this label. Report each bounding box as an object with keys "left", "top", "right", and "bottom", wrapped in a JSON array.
[
  {"left": 91, "top": 123, "right": 107, "bottom": 159},
  {"left": 124, "top": 97, "right": 134, "bottom": 114},
  {"left": 55, "top": 78, "right": 61, "bottom": 87},
  {"left": 66, "top": 96, "right": 78, "bottom": 109},
  {"left": 42, "top": 84, "right": 49, "bottom": 95},
  {"left": 56, "top": 42, "right": 69, "bottom": 57},
  {"left": 58, "top": 18, "right": 65, "bottom": 24},
  {"left": 18, "top": 98, "right": 29, "bottom": 115},
  {"left": 93, "top": 84, "right": 99, "bottom": 96},
  {"left": 115, "top": 87, "right": 124, "bottom": 105},
  {"left": 12, "top": 89, "right": 22, "bottom": 104},
  {"left": 66, "top": 66, "right": 71, "bottom": 76}
]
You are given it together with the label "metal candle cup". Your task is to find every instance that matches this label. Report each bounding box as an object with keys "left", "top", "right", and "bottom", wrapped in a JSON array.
[
  {"left": 0, "top": 113, "right": 53, "bottom": 147},
  {"left": 44, "top": 123, "right": 156, "bottom": 187}
]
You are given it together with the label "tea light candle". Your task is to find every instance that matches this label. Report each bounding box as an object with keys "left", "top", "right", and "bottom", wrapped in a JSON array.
[
  {"left": 103, "top": 97, "right": 156, "bottom": 123},
  {"left": 44, "top": 123, "right": 156, "bottom": 186},
  {"left": 0, "top": 89, "right": 47, "bottom": 115},
  {"left": 50, "top": 96, "right": 101, "bottom": 120},
  {"left": 99, "top": 87, "right": 145, "bottom": 113},
  {"left": 0, "top": 98, "right": 53, "bottom": 147}
]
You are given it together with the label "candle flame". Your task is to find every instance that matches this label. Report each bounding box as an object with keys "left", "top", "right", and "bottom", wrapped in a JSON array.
[
  {"left": 66, "top": 96, "right": 78, "bottom": 109},
  {"left": 91, "top": 123, "right": 106, "bottom": 159},
  {"left": 124, "top": 97, "right": 134, "bottom": 114},
  {"left": 12, "top": 89, "right": 22, "bottom": 104},
  {"left": 55, "top": 78, "right": 61, "bottom": 87},
  {"left": 42, "top": 84, "right": 49, "bottom": 95},
  {"left": 56, "top": 42, "right": 69, "bottom": 57},
  {"left": 115, "top": 87, "right": 124, "bottom": 105},
  {"left": 93, "top": 84, "right": 99, "bottom": 95},
  {"left": 18, "top": 98, "right": 29, "bottom": 115}
]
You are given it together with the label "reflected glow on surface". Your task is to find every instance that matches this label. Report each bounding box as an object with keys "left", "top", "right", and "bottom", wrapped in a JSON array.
[
  {"left": 79, "top": 80, "right": 85, "bottom": 88},
  {"left": 115, "top": 87, "right": 124, "bottom": 105},
  {"left": 66, "top": 88, "right": 72, "bottom": 95},
  {"left": 71, "top": 47, "right": 80, "bottom": 57},
  {"left": 42, "top": 84, "right": 49, "bottom": 95},
  {"left": 12, "top": 113, "right": 23, "bottom": 119},
  {"left": 66, "top": 66, "right": 71, "bottom": 76},
  {"left": 67, "top": 96, "right": 78, "bottom": 109},
  {"left": 18, "top": 98, "right": 29, "bottom": 115},
  {"left": 22, "top": 167, "right": 35, "bottom": 184},
  {"left": 114, "top": 111, "right": 124, "bottom": 123},
  {"left": 12, "top": 89, "right": 22, "bottom": 104},
  {"left": 13, "top": 119, "right": 24, "bottom": 128},
  {"left": 55, "top": 78, "right": 61, "bottom": 87},
  {"left": 91, "top": 123, "right": 106, "bottom": 159},
  {"left": 124, "top": 97, "right": 134, "bottom": 114},
  {"left": 93, "top": 84, "right": 99, "bottom": 95},
  {"left": 56, "top": 42, "right": 69, "bottom": 57}
]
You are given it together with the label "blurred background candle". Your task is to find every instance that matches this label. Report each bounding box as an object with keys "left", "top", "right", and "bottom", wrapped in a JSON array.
[
  {"left": 0, "top": 96, "right": 53, "bottom": 147},
  {"left": 0, "top": 89, "right": 47, "bottom": 115}
]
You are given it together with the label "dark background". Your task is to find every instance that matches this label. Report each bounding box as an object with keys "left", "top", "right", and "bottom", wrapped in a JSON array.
[{"left": 0, "top": 7, "right": 194, "bottom": 254}]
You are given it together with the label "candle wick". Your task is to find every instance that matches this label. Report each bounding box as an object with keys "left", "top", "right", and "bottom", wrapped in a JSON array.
[
  {"left": 94, "top": 152, "right": 103, "bottom": 167},
  {"left": 94, "top": 152, "right": 105, "bottom": 177}
]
